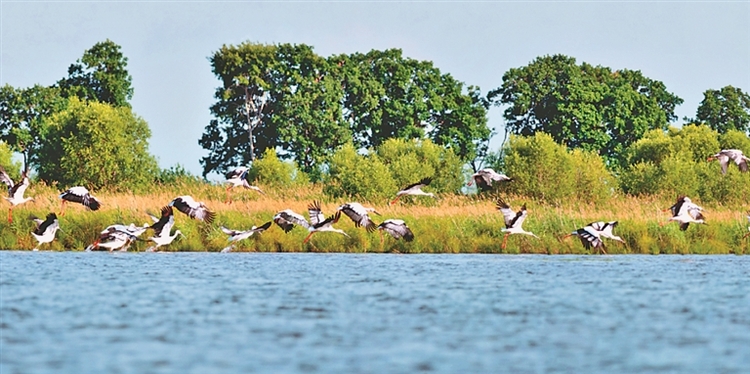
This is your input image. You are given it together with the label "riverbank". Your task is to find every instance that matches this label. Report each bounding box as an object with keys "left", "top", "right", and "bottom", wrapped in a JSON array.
[{"left": 1, "top": 183, "right": 747, "bottom": 254}]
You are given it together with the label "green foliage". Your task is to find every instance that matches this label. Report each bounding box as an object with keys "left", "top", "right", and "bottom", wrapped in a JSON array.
[
  {"left": 57, "top": 39, "right": 134, "bottom": 108},
  {"left": 0, "top": 141, "right": 22, "bottom": 181},
  {"left": 156, "top": 164, "right": 203, "bottom": 187},
  {"left": 376, "top": 138, "right": 464, "bottom": 193},
  {"left": 247, "top": 148, "right": 308, "bottom": 189},
  {"left": 323, "top": 143, "right": 397, "bottom": 201},
  {"left": 36, "top": 98, "right": 159, "bottom": 191},
  {"left": 502, "top": 132, "right": 616, "bottom": 204},
  {"left": 488, "top": 55, "right": 683, "bottom": 167},
  {"left": 620, "top": 124, "right": 750, "bottom": 202},
  {"left": 695, "top": 85, "right": 750, "bottom": 134}
]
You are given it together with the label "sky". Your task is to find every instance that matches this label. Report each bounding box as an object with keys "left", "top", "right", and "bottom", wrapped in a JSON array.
[{"left": 2, "top": 0, "right": 749, "bottom": 177}]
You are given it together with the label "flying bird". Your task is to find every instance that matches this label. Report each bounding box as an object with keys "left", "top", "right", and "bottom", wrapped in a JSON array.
[
  {"left": 468, "top": 168, "right": 512, "bottom": 192},
  {"left": 273, "top": 209, "right": 310, "bottom": 233},
  {"left": 389, "top": 177, "right": 435, "bottom": 205},
  {"left": 662, "top": 196, "right": 706, "bottom": 231},
  {"left": 59, "top": 186, "right": 101, "bottom": 215},
  {"left": 169, "top": 196, "right": 216, "bottom": 223},
  {"left": 219, "top": 221, "right": 272, "bottom": 252},
  {"left": 588, "top": 221, "right": 626, "bottom": 244},
  {"left": 708, "top": 149, "right": 749, "bottom": 174},
  {"left": 145, "top": 206, "right": 184, "bottom": 252},
  {"left": 224, "top": 167, "right": 265, "bottom": 203},
  {"left": 0, "top": 167, "right": 34, "bottom": 223},
  {"left": 84, "top": 223, "right": 149, "bottom": 252},
  {"left": 337, "top": 202, "right": 379, "bottom": 232},
  {"left": 496, "top": 198, "right": 538, "bottom": 249},
  {"left": 564, "top": 223, "right": 607, "bottom": 254},
  {"left": 377, "top": 219, "right": 414, "bottom": 242},
  {"left": 272, "top": 202, "right": 349, "bottom": 243},
  {"left": 30, "top": 213, "right": 60, "bottom": 251}
]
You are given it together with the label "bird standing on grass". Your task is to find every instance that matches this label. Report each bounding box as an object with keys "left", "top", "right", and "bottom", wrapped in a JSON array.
[
  {"left": 707, "top": 149, "right": 749, "bottom": 174},
  {"left": 219, "top": 221, "right": 272, "bottom": 252},
  {"left": 224, "top": 167, "right": 265, "bottom": 203},
  {"left": 0, "top": 167, "right": 34, "bottom": 223},
  {"left": 169, "top": 196, "right": 216, "bottom": 223},
  {"left": 59, "top": 187, "right": 101, "bottom": 216},
  {"left": 376, "top": 219, "right": 414, "bottom": 243},
  {"left": 496, "top": 198, "right": 538, "bottom": 249},
  {"left": 389, "top": 178, "right": 435, "bottom": 205},
  {"left": 662, "top": 196, "right": 706, "bottom": 231},
  {"left": 337, "top": 202, "right": 379, "bottom": 232},
  {"left": 30, "top": 213, "right": 60, "bottom": 251}
]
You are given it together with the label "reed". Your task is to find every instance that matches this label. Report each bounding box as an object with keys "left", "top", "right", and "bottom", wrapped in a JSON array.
[{"left": 1, "top": 183, "right": 747, "bottom": 254}]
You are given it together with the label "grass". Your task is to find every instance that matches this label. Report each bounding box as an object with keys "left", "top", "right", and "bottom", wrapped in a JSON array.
[{"left": 1, "top": 182, "right": 748, "bottom": 254}]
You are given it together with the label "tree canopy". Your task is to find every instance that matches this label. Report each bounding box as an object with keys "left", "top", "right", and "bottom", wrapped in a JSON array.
[
  {"left": 694, "top": 85, "right": 750, "bottom": 134},
  {"left": 487, "top": 55, "right": 683, "bottom": 166}
]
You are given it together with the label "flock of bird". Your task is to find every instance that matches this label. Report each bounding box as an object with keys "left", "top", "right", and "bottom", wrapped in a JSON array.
[{"left": 2, "top": 147, "right": 749, "bottom": 253}]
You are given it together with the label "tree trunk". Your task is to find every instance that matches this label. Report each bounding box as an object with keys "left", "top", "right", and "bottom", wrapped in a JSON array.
[{"left": 245, "top": 86, "right": 255, "bottom": 162}]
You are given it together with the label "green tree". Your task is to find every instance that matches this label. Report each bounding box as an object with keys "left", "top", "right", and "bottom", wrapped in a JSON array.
[
  {"left": 0, "top": 85, "right": 66, "bottom": 169},
  {"left": 488, "top": 55, "right": 683, "bottom": 166},
  {"left": 0, "top": 141, "right": 22, "bottom": 181},
  {"left": 57, "top": 40, "right": 134, "bottom": 108},
  {"left": 36, "top": 97, "right": 158, "bottom": 190},
  {"left": 694, "top": 86, "right": 750, "bottom": 134},
  {"left": 247, "top": 148, "right": 308, "bottom": 189}
]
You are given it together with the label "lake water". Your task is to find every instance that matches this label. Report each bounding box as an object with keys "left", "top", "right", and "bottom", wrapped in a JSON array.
[{"left": 1, "top": 252, "right": 748, "bottom": 373}]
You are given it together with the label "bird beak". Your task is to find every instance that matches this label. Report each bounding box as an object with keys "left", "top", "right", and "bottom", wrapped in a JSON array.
[{"left": 372, "top": 210, "right": 381, "bottom": 216}]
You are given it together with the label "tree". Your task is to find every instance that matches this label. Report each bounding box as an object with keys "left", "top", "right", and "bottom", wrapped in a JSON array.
[
  {"left": 0, "top": 84, "right": 66, "bottom": 169},
  {"left": 57, "top": 39, "right": 134, "bottom": 108},
  {"left": 487, "top": 55, "right": 683, "bottom": 166},
  {"left": 694, "top": 86, "right": 750, "bottom": 134},
  {"left": 36, "top": 98, "right": 158, "bottom": 191}
]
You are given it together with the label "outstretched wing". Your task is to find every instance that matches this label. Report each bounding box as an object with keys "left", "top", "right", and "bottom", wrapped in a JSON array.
[
  {"left": 401, "top": 177, "right": 432, "bottom": 192},
  {"left": 379, "top": 220, "right": 414, "bottom": 242},
  {"left": 496, "top": 198, "right": 517, "bottom": 228},
  {"left": 150, "top": 206, "right": 175, "bottom": 237},
  {"left": 8, "top": 175, "right": 29, "bottom": 199},
  {"left": 274, "top": 210, "right": 309, "bottom": 232},
  {"left": 576, "top": 226, "right": 604, "bottom": 251},
  {"left": 308, "top": 200, "right": 325, "bottom": 226},
  {"left": 225, "top": 167, "right": 248, "bottom": 180},
  {"left": 313, "top": 211, "right": 341, "bottom": 229},
  {"left": 0, "top": 167, "right": 14, "bottom": 192},
  {"left": 339, "top": 204, "right": 377, "bottom": 232},
  {"left": 170, "top": 196, "right": 215, "bottom": 223}
]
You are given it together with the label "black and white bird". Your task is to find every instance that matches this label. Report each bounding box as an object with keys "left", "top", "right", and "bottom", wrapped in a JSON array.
[
  {"left": 224, "top": 167, "right": 264, "bottom": 203},
  {"left": 273, "top": 209, "right": 309, "bottom": 233},
  {"left": 564, "top": 223, "right": 607, "bottom": 254},
  {"left": 708, "top": 149, "right": 749, "bottom": 174},
  {"left": 662, "top": 195, "right": 706, "bottom": 231},
  {"left": 389, "top": 178, "right": 435, "bottom": 205},
  {"left": 30, "top": 213, "right": 60, "bottom": 251},
  {"left": 376, "top": 219, "right": 414, "bottom": 242},
  {"left": 59, "top": 186, "right": 101, "bottom": 215},
  {"left": 219, "top": 221, "right": 272, "bottom": 252},
  {"left": 588, "top": 221, "right": 626, "bottom": 244},
  {"left": 496, "top": 198, "right": 538, "bottom": 249},
  {"left": 337, "top": 202, "right": 379, "bottom": 232},
  {"left": 0, "top": 167, "right": 34, "bottom": 223},
  {"left": 84, "top": 223, "right": 149, "bottom": 252},
  {"left": 468, "top": 168, "right": 512, "bottom": 192},
  {"left": 271, "top": 201, "right": 349, "bottom": 243},
  {"left": 146, "top": 205, "right": 183, "bottom": 252},
  {"left": 169, "top": 196, "right": 216, "bottom": 223}
]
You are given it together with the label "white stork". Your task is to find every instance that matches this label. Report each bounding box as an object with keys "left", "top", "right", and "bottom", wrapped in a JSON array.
[
  {"left": 377, "top": 219, "right": 414, "bottom": 243},
  {"left": 337, "top": 202, "right": 379, "bottom": 232},
  {"left": 59, "top": 186, "right": 101, "bottom": 216},
  {"left": 273, "top": 209, "right": 309, "bottom": 233},
  {"left": 743, "top": 212, "right": 750, "bottom": 239},
  {"left": 84, "top": 223, "right": 149, "bottom": 251},
  {"left": 661, "top": 195, "right": 706, "bottom": 231},
  {"left": 563, "top": 224, "right": 607, "bottom": 254},
  {"left": 219, "top": 221, "right": 272, "bottom": 252},
  {"left": 389, "top": 177, "right": 435, "bottom": 205},
  {"left": 145, "top": 205, "right": 184, "bottom": 252},
  {"left": 169, "top": 196, "right": 216, "bottom": 223},
  {"left": 0, "top": 167, "right": 34, "bottom": 223},
  {"left": 708, "top": 149, "right": 749, "bottom": 174},
  {"left": 588, "top": 221, "right": 626, "bottom": 244},
  {"left": 30, "top": 213, "right": 60, "bottom": 251},
  {"left": 468, "top": 168, "right": 512, "bottom": 192},
  {"left": 224, "top": 167, "right": 265, "bottom": 203},
  {"left": 496, "top": 198, "right": 538, "bottom": 249},
  {"left": 271, "top": 201, "right": 349, "bottom": 243}
]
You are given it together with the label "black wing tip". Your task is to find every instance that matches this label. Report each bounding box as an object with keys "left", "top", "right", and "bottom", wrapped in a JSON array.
[
  {"left": 88, "top": 199, "right": 101, "bottom": 211},
  {"left": 46, "top": 212, "right": 57, "bottom": 220},
  {"left": 404, "top": 230, "right": 415, "bottom": 242},
  {"left": 365, "top": 221, "right": 378, "bottom": 233},
  {"left": 259, "top": 221, "right": 273, "bottom": 231},
  {"left": 496, "top": 197, "right": 509, "bottom": 210},
  {"left": 204, "top": 210, "right": 217, "bottom": 224},
  {"left": 420, "top": 177, "right": 433, "bottom": 185},
  {"left": 308, "top": 200, "right": 322, "bottom": 211}
]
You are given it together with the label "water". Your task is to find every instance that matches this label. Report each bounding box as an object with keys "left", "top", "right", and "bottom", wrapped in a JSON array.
[{"left": 1, "top": 252, "right": 748, "bottom": 374}]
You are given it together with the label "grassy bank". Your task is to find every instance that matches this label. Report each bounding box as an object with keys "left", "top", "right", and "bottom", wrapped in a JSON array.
[{"left": 1, "top": 182, "right": 748, "bottom": 254}]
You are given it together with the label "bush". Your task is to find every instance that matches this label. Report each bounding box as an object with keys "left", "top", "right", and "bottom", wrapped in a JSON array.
[
  {"left": 246, "top": 148, "right": 308, "bottom": 189},
  {"left": 323, "top": 143, "right": 397, "bottom": 201},
  {"left": 0, "top": 141, "right": 22, "bottom": 181},
  {"left": 156, "top": 164, "right": 203, "bottom": 186},
  {"left": 376, "top": 138, "right": 464, "bottom": 193}
]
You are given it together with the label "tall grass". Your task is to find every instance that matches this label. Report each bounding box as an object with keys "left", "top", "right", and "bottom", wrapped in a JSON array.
[{"left": 1, "top": 182, "right": 747, "bottom": 254}]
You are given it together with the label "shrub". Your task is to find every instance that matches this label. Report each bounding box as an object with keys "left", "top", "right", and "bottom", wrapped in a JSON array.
[
  {"left": 0, "top": 141, "right": 22, "bottom": 181},
  {"left": 323, "top": 143, "right": 396, "bottom": 201},
  {"left": 247, "top": 148, "right": 308, "bottom": 189},
  {"left": 376, "top": 138, "right": 464, "bottom": 193}
]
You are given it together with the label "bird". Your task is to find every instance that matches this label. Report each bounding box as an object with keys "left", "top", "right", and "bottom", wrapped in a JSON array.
[
  {"left": 377, "top": 219, "right": 414, "bottom": 243},
  {"left": 273, "top": 209, "right": 310, "bottom": 233},
  {"left": 59, "top": 186, "right": 101, "bottom": 216},
  {"left": 564, "top": 223, "right": 607, "bottom": 254},
  {"left": 219, "top": 221, "right": 272, "bottom": 252},
  {"left": 84, "top": 223, "right": 149, "bottom": 251},
  {"left": 496, "top": 198, "right": 539, "bottom": 249},
  {"left": 337, "top": 202, "right": 379, "bottom": 232},
  {"left": 468, "top": 168, "right": 512, "bottom": 192},
  {"left": 389, "top": 177, "right": 435, "bottom": 205},
  {"left": 743, "top": 212, "right": 750, "bottom": 239},
  {"left": 272, "top": 201, "right": 349, "bottom": 243},
  {"left": 0, "top": 167, "right": 34, "bottom": 223},
  {"left": 145, "top": 206, "right": 184, "bottom": 252},
  {"left": 708, "top": 149, "right": 749, "bottom": 174},
  {"left": 30, "top": 213, "right": 60, "bottom": 251},
  {"left": 662, "top": 195, "right": 706, "bottom": 231},
  {"left": 224, "top": 166, "right": 265, "bottom": 203},
  {"left": 169, "top": 195, "right": 216, "bottom": 223},
  {"left": 588, "top": 221, "right": 626, "bottom": 244}
]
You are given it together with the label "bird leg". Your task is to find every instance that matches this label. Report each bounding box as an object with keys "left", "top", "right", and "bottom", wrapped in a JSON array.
[
  {"left": 501, "top": 233, "right": 509, "bottom": 250},
  {"left": 7, "top": 207, "right": 12, "bottom": 224},
  {"left": 743, "top": 232, "right": 750, "bottom": 239},
  {"left": 225, "top": 186, "right": 232, "bottom": 204},
  {"left": 302, "top": 232, "right": 315, "bottom": 244},
  {"left": 60, "top": 200, "right": 66, "bottom": 216},
  {"left": 388, "top": 195, "right": 402, "bottom": 206}
]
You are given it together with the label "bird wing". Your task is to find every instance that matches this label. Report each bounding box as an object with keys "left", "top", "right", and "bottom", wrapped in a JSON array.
[
  {"left": 150, "top": 206, "right": 175, "bottom": 237},
  {"left": 0, "top": 167, "right": 13, "bottom": 191},
  {"left": 220, "top": 226, "right": 240, "bottom": 236},
  {"left": 379, "top": 220, "right": 414, "bottom": 241},
  {"left": 170, "top": 196, "right": 215, "bottom": 223},
  {"left": 225, "top": 167, "right": 248, "bottom": 180},
  {"left": 717, "top": 153, "right": 730, "bottom": 174},
  {"left": 34, "top": 214, "right": 59, "bottom": 236},
  {"left": 401, "top": 177, "right": 432, "bottom": 192},
  {"left": 669, "top": 196, "right": 686, "bottom": 217},
  {"left": 509, "top": 206, "right": 528, "bottom": 229},
  {"left": 8, "top": 176, "right": 29, "bottom": 199},
  {"left": 688, "top": 207, "right": 704, "bottom": 221},
  {"left": 308, "top": 201, "right": 325, "bottom": 226},
  {"left": 339, "top": 203, "right": 376, "bottom": 232},
  {"left": 251, "top": 221, "right": 273, "bottom": 233},
  {"left": 496, "top": 198, "right": 517, "bottom": 228},
  {"left": 577, "top": 227, "right": 604, "bottom": 250},
  {"left": 314, "top": 211, "right": 341, "bottom": 229},
  {"left": 738, "top": 156, "right": 749, "bottom": 173},
  {"left": 60, "top": 187, "right": 101, "bottom": 211},
  {"left": 473, "top": 174, "right": 492, "bottom": 191},
  {"left": 274, "top": 210, "right": 309, "bottom": 231}
]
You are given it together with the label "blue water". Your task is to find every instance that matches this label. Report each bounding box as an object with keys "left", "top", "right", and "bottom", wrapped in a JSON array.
[{"left": 1, "top": 252, "right": 748, "bottom": 373}]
